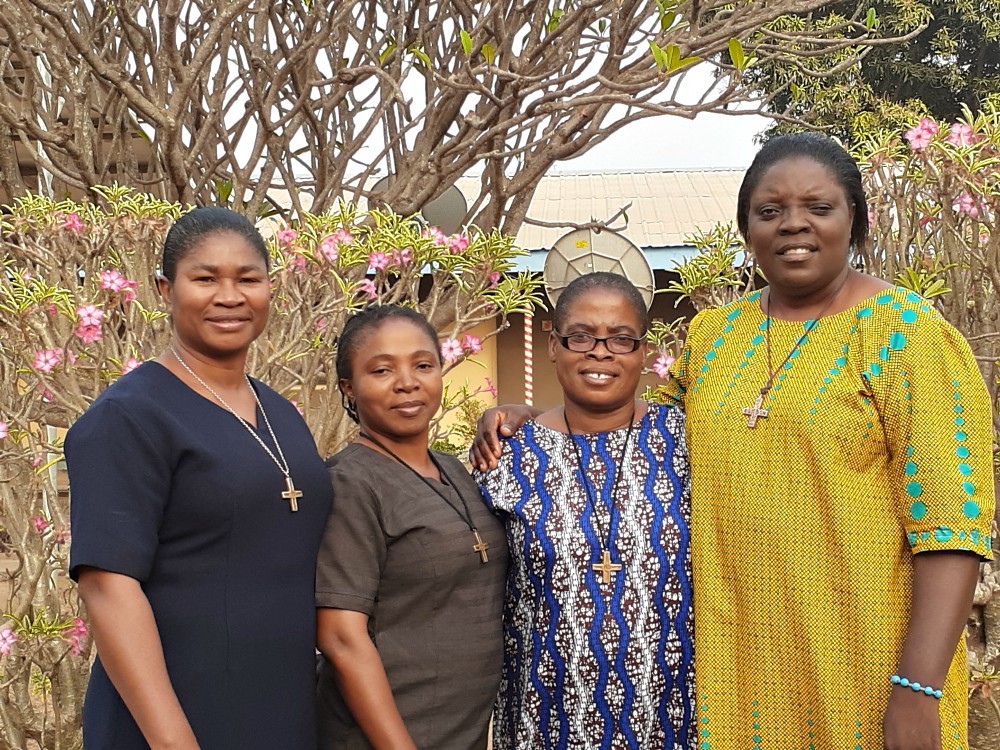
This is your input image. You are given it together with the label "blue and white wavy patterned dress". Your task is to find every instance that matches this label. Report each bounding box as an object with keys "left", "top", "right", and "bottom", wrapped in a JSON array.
[{"left": 477, "top": 402, "right": 695, "bottom": 750}]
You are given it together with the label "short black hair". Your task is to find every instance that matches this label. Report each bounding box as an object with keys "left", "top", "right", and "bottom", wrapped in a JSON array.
[
  {"left": 160, "top": 207, "right": 269, "bottom": 281},
  {"left": 736, "top": 132, "right": 869, "bottom": 250},
  {"left": 552, "top": 272, "right": 649, "bottom": 333},
  {"left": 336, "top": 304, "right": 442, "bottom": 423}
]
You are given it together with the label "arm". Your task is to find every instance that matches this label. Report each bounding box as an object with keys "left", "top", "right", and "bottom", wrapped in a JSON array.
[
  {"left": 316, "top": 608, "right": 417, "bottom": 750},
  {"left": 77, "top": 568, "right": 200, "bottom": 750},
  {"left": 470, "top": 403, "right": 542, "bottom": 471},
  {"left": 882, "top": 551, "right": 980, "bottom": 750}
]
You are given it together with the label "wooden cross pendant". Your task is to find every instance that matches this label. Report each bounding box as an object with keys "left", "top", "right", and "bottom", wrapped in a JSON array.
[
  {"left": 592, "top": 549, "right": 623, "bottom": 584},
  {"left": 472, "top": 529, "right": 490, "bottom": 563},
  {"left": 281, "top": 476, "right": 302, "bottom": 512},
  {"left": 742, "top": 393, "right": 769, "bottom": 428}
]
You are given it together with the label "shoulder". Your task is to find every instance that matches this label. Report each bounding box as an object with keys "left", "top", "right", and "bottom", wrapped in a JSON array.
[
  {"left": 431, "top": 450, "right": 473, "bottom": 478},
  {"left": 69, "top": 363, "right": 175, "bottom": 433},
  {"left": 686, "top": 292, "right": 759, "bottom": 344},
  {"left": 644, "top": 401, "right": 686, "bottom": 427},
  {"left": 854, "top": 287, "right": 965, "bottom": 348}
]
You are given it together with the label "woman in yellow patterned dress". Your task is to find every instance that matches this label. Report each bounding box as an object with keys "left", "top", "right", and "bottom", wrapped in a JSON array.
[{"left": 473, "top": 133, "right": 994, "bottom": 750}]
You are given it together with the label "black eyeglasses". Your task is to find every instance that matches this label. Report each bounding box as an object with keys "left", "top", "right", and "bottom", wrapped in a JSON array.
[{"left": 553, "top": 330, "right": 645, "bottom": 354}]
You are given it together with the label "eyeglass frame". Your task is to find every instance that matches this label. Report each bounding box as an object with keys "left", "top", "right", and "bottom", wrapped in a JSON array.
[{"left": 551, "top": 329, "right": 646, "bottom": 354}]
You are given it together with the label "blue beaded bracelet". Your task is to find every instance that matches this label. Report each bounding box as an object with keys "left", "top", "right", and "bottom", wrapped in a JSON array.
[{"left": 890, "top": 674, "right": 942, "bottom": 700}]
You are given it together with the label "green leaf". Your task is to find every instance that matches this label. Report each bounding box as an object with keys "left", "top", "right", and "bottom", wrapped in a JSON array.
[
  {"left": 408, "top": 45, "right": 431, "bottom": 67},
  {"left": 729, "top": 38, "right": 746, "bottom": 72},
  {"left": 649, "top": 40, "right": 668, "bottom": 71},
  {"left": 214, "top": 179, "right": 233, "bottom": 204},
  {"left": 460, "top": 29, "right": 472, "bottom": 55},
  {"left": 481, "top": 43, "right": 496, "bottom": 65},
  {"left": 379, "top": 43, "right": 396, "bottom": 64},
  {"left": 865, "top": 8, "right": 878, "bottom": 30},
  {"left": 546, "top": 9, "right": 563, "bottom": 34},
  {"left": 660, "top": 11, "right": 676, "bottom": 32}
]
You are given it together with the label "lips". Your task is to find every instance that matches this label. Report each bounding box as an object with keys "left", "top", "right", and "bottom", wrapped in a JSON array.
[
  {"left": 392, "top": 401, "right": 426, "bottom": 416},
  {"left": 206, "top": 316, "right": 251, "bottom": 329},
  {"left": 777, "top": 243, "right": 818, "bottom": 257}
]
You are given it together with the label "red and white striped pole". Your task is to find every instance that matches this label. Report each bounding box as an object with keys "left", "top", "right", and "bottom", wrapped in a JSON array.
[{"left": 524, "top": 312, "right": 533, "bottom": 406}]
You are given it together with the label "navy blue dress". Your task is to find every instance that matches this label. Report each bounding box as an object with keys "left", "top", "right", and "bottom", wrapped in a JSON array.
[{"left": 66, "top": 362, "right": 332, "bottom": 750}]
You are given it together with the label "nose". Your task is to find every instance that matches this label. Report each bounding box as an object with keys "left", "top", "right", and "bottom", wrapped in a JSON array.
[
  {"left": 779, "top": 206, "right": 810, "bottom": 234},
  {"left": 586, "top": 340, "right": 615, "bottom": 360},
  {"left": 393, "top": 369, "right": 419, "bottom": 392},
  {"left": 214, "top": 279, "right": 245, "bottom": 306}
]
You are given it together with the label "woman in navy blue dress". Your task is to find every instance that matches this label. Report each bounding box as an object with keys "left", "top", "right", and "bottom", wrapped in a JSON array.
[{"left": 66, "top": 208, "right": 332, "bottom": 749}]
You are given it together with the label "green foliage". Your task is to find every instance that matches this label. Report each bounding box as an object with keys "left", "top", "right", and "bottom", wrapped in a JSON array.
[{"left": 664, "top": 224, "right": 752, "bottom": 310}]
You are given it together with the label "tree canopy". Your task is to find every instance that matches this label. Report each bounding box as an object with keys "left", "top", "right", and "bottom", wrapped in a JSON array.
[{"left": 1, "top": 1, "right": 912, "bottom": 231}]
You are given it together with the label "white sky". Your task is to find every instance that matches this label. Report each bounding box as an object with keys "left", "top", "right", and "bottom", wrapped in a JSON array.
[{"left": 556, "top": 110, "right": 770, "bottom": 173}]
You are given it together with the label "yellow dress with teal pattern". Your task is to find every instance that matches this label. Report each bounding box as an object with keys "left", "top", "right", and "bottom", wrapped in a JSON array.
[{"left": 663, "top": 286, "right": 994, "bottom": 750}]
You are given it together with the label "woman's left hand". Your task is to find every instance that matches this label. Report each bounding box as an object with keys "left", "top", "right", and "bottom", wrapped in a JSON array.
[{"left": 882, "top": 686, "right": 942, "bottom": 750}]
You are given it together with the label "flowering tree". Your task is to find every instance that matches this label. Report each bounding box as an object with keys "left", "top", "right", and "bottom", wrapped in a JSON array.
[{"left": 0, "top": 190, "right": 542, "bottom": 748}]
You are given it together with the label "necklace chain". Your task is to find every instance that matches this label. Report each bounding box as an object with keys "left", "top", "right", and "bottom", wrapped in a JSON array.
[
  {"left": 171, "top": 348, "right": 292, "bottom": 481},
  {"left": 563, "top": 407, "right": 636, "bottom": 559}
]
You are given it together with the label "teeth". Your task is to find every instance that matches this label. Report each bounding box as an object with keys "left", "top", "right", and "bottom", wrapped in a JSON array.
[
  {"left": 584, "top": 373, "right": 612, "bottom": 380},
  {"left": 783, "top": 247, "right": 812, "bottom": 256}
]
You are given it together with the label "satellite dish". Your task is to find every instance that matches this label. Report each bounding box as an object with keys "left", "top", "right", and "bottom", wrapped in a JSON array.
[
  {"left": 370, "top": 177, "right": 468, "bottom": 235},
  {"left": 543, "top": 228, "right": 655, "bottom": 309}
]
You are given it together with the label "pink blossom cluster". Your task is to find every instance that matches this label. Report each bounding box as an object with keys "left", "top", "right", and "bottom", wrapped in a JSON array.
[
  {"left": 62, "top": 212, "right": 84, "bottom": 233},
  {"left": 33, "top": 348, "right": 65, "bottom": 372},
  {"left": 75, "top": 304, "right": 105, "bottom": 344},
  {"left": 357, "top": 279, "right": 377, "bottom": 300},
  {"left": 945, "top": 122, "right": 977, "bottom": 147},
  {"left": 32, "top": 516, "right": 50, "bottom": 534},
  {"left": 651, "top": 353, "right": 676, "bottom": 379},
  {"left": 0, "top": 628, "right": 18, "bottom": 655},
  {"left": 99, "top": 269, "right": 138, "bottom": 302},
  {"left": 423, "top": 226, "right": 471, "bottom": 254},
  {"left": 954, "top": 192, "right": 982, "bottom": 219},
  {"left": 0, "top": 420, "right": 7, "bottom": 440},
  {"left": 276, "top": 227, "right": 299, "bottom": 246},
  {"left": 904, "top": 118, "right": 938, "bottom": 150},
  {"left": 440, "top": 334, "right": 483, "bottom": 364},
  {"left": 320, "top": 229, "right": 354, "bottom": 262},
  {"left": 370, "top": 247, "right": 416, "bottom": 271},
  {"left": 121, "top": 357, "right": 142, "bottom": 375},
  {"left": 62, "top": 617, "right": 88, "bottom": 656}
]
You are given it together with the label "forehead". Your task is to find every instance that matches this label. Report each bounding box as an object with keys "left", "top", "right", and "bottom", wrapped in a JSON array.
[
  {"left": 752, "top": 156, "right": 845, "bottom": 200},
  {"left": 560, "top": 287, "right": 643, "bottom": 328},
  {"left": 354, "top": 318, "right": 438, "bottom": 357},
  {"left": 177, "top": 231, "right": 266, "bottom": 268}
]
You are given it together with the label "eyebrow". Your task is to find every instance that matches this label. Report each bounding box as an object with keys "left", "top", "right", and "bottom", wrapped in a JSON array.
[
  {"left": 563, "top": 323, "right": 640, "bottom": 334},
  {"left": 186, "top": 263, "right": 265, "bottom": 273}
]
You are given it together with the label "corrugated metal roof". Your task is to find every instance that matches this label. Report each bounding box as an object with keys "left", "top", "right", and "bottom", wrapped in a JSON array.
[{"left": 458, "top": 168, "right": 743, "bottom": 252}]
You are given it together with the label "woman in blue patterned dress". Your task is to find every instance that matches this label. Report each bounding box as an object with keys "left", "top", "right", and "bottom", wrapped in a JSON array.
[{"left": 476, "top": 272, "right": 695, "bottom": 750}]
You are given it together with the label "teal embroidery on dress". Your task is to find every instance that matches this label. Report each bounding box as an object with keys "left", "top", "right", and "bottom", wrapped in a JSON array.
[{"left": 698, "top": 693, "right": 711, "bottom": 750}]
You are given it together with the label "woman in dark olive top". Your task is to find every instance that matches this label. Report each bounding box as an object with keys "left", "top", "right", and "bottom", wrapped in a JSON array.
[{"left": 315, "top": 304, "right": 507, "bottom": 750}]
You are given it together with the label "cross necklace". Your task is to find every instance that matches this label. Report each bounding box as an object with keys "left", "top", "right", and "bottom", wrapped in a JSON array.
[
  {"left": 172, "top": 349, "right": 302, "bottom": 511},
  {"left": 358, "top": 431, "right": 490, "bottom": 563},
  {"left": 563, "top": 406, "right": 636, "bottom": 586},
  {"left": 743, "top": 282, "right": 846, "bottom": 428}
]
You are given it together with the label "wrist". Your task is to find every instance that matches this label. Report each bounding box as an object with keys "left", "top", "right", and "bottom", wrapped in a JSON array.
[{"left": 890, "top": 673, "right": 943, "bottom": 700}]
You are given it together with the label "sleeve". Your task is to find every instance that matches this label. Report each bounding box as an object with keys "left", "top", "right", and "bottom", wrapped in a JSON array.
[
  {"left": 866, "top": 305, "right": 994, "bottom": 559},
  {"left": 314, "top": 466, "right": 387, "bottom": 614},
  {"left": 664, "top": 307, "right": 715, "bottom": 407},
  {"left": 473, "top": 434, "right": 522, "bottom": 514},
  {"left": 66, "top": 398, "right": 173, "bottom": 582}
]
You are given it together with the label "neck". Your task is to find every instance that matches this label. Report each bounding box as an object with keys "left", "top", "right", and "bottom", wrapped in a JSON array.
[
  {"left": 169, "top": 342, "right": 248, "bottom": 389},
  {"left": 563, "top": 399, "right": 636, "bottom": 435},
  {"left": 358, "top": 428, "right": 433, "bottom": 469},
  {"left": 766, "top": 268, "right": 855, "bottom": 321}
]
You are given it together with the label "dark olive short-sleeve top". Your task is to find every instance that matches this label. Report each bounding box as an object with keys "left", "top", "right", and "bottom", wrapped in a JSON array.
[{"left": 315, "top": 443, "right": 508, "bottom": 750}]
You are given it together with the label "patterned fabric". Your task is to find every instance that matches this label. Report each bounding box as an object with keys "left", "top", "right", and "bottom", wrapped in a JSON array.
[
  {"left": 663, "top": 286, "right": 995, "bottom": 750},
  {"left": 477, "top": 402, "right": 695, "bottom": 750}
]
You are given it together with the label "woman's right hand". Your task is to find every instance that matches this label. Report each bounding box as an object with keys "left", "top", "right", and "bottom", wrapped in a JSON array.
[{"left": 470, "top": 404, "right": 539, "bottom": 472}]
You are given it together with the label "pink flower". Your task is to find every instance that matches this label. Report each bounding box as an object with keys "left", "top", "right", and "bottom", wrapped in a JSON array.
[
  {"left": 62, "top": 617, "right": 88, "bottom": 656},
  {"left": 357, "top": 279, "right": 377, "bottom": 300},
  {"left": 652, "top": 354, "right": 675, "bottom": 379},
  {"left": 319, "top": 236, "right": 340, "bottom": 262},
  {"left": 867, "top": 209, "right": 875, "bottom": 227},
  {"left": 276, "top": 227, "right": 299, "bottom": 246},
  {"left": 32, "top": 516, "right": 50, "bottom": 534},
  {"left": 0, "top": 421, "right": 6, "bottom": 440},
  {"left": 289, "top": 399, "right": 305, "bottom": 416},
  {"left": 955, "top": 192, "right": 980, "bottom": 218},
  {"left": 980, "top": 232, "right": 990, "bottom": 245},
  {"left": 481, "top": 377, "right": 498, "bottom": 399},
  {"left": 488, "top": 271, "right": 502, "bottom": 288},
  {"left": 391, "top": 247, "right": 413, "bottom": 266},
  {"left": 54, "top": 528, "right": 71, "bottom": 545},
  {"left": 946, "top": 122, "right": 976, "bottom": 147},
  {"left": 0, "top": 628, "right": 18, "bottom": 655},
  {"left": 904, "top": 118, "right": 938, "bottom": 151},
  {"left": 76, "top": 304, "right": 104, "bottom": 327},
  {"left": 462, "top": 334, "right": 482, "bottom": 354},
  {"left": 74, "top": 324, "right": 103, "bottom": 344},
  {"left": 99, "top": 269, "right": 127, "bottom": 292},
  {"left": 440, "top": 338, "right": 463, "bottom": 364},
  {"left": 369, "top": 251, "right": 390, "bottom": 270},
  {"left": 32, "top": 348, "right": 63, "bottom": 372},
  {"left": 447, "top": 233, "right": 470, "bottom": 254},
  {"left": 287, "top": 254, "right": 307, "bottom": 273},
  {"left": 30, "top": 454, "right": 44, "bottom": 468},
  {"left": 62, "top": 212, "right": 84, "bottom": 233},
  {"left": 422, "top": 226, "right": 447, "bottom": 246},
  {"left": 121, "top": 357, "right": 142, "bottom": 375},
  {"left": 45, "top": 304, "right": 58, "bottom": 316}
]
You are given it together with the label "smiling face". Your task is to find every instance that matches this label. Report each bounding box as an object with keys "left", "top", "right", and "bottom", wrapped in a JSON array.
[
  {"left": 157, "top": 230, "right": 270, "bottom": 362},
  {"left": 746, "top": 156, "right": 856, "bottom": 303},
  {"left": 340, "top": 318, "right": 444, "bottom": 444},
  {"left": 549, "top": 287, "right": 647, "bottom": 419}
]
